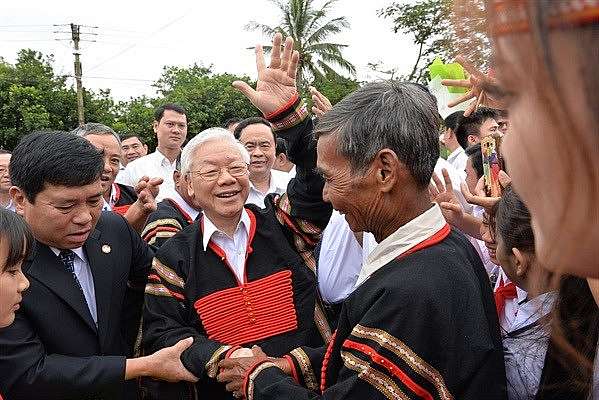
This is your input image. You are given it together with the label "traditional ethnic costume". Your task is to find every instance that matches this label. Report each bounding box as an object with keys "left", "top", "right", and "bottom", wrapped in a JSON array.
[{"left": 141, "top": 193, "right": 200, "bottom": 249}]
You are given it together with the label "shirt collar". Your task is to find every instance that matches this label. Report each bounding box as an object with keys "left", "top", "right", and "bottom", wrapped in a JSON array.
[
  {"left": 447, "top": 147, "right": 465, "bottom": 162},
  {"left": 355, "top": 204, "right": 447, "bottom": 288},
  {"left": 510, "top": 291, "right": 557, "bottom": 332},
  {"left": 50, "top": 246, "right": 86, "bottom": 262},
  {"left": 152, "top": 149, "right": 176, "bottom": 168},
  {"left": 249, "top": 170, "right": 286, "bottom": 196},
  {"left": 168, "top": 191, "right": 200, "bottom": 222},
  {"left": 202, "top": 208, "right": 251, "bottom": 251}
]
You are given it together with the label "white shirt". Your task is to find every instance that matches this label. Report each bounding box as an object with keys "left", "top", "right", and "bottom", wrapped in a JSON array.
[
  {"left": 494, "top": 269, "right": 528, "bottom": 334},
  {"left": 116, "top": 150, "right": 177, "bottom": 201},
  {"left": 446, "top": 147, "right": 468, "bottom": 179},
  {"left": 3, "top": 199, "right": 15, "bottom": 212},
  {"left": 503, "top": 292, "right": 557, "bottom": 400},
  {"left": 287, "top": 165, "right": 296, "bottom": 179},
  {"left": 246, "top": 169, "right": 290, "bottom": 208},
  {"left": 50, "top": 246, "right": 98, "bottom": 325},
  {"left": 202, "top": 210, "right": 251, "bottom": 284},
  {"left": 167, "top": 190, "right": 200, "bottom": 222},
  {"left": 101, "top": 183, "right": 119, "bottom": 212},
  {"left": 356, "top": 204, "right": 447, "bottom": 288},
  {"left": 317, "top": 211, "right": 362, "bottom": 304}
]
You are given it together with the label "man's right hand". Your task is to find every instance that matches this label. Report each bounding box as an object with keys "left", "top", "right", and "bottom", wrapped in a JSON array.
[{"left": 233, "top": 32, "right": 300, "bottom": 116}]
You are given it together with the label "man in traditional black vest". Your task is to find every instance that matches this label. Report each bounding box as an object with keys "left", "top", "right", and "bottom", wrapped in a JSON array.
[{"left": 0, "top": 131, "right": 197, "bottom": 399}]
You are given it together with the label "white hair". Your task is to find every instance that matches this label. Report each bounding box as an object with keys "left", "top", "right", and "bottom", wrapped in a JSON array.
[{"left": 180, "top": 127, "right": 250, "bottom": 174}]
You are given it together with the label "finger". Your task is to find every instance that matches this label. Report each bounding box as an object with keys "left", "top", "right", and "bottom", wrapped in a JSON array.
[
  {"left": 312, "top": 106, "right": 323, "bottom": 117},
  {"left": 280, "top": 36, "right": 293, "bottom": 72},
  {"left": 441, "top": 168, "right": 453, "bottom": 193},
  {"left": 498, "top": 170, "right": 511, "bottom": 188},
  {"left": 232, "top": 81, "right": 258, "bottom": 103},
  {"left": 474, "top": 90, "right": 485, "bottom": 110},
  {"left": 455, "top": 55, "right": 486, "bottom": 81},
  {"left": 432, "top": 172, "right": 445, "bottom": 193},
  {"left": 251, "top": 345, "right": 267, "bottom": 358},
  {"left": 429, "top": 183, "right": 439, "bottom": 199},
  {"left": 255, "top": 44, "right": 266, "bottom": 73},
  {"left": 225, "top": 380, "right": 243, "bottom": 393},
  {"left": 474, "top": 176, "right": 486, "bottom": 197},
  {"left": 216, "top": 368, "right": 238, "bottom": 383},
  {"left": 174, "top": 337, "right": 194, "bottom": 353},
  {"left": 218, "top": 358, "right": 239, "bottom": 369},
  {"left": 440, "top": 201, "right": 462, "bottom": 213},
  {"left": 312, "top": 96, "right": 326, "bottom": 111},
  {"left": 464, "top": 98, "right": 477, "bottom": 117},
  {"left": 269, "top": 33, "right": 283, "bottom": 69},
  {"left": 447, "top": 90, "right": 476, "bottom": 108},
  {"left": 441, "top": 78, "right": 472, "bottom": 88},
  {"left": 149, "top": 177, "right": 163, "bottom": 186},
  {"left": 287, "top": 50, "right": 299, "bottom": 79},
  {"left": 460, "top": 182, "right": 474, "bottom": 202}
]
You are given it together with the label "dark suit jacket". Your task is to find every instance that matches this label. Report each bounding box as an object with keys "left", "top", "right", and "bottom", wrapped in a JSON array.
[{"left": 0, "top": 212, "right": 153, "bottom": 400}]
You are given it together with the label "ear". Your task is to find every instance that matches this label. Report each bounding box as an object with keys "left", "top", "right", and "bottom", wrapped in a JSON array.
[
  {"left": 9, "top": 186, "right": 27, "bottom": 217},
  {"left": 152, "top": 121, "right": 159, "bottom": 134},
  {"left": 512, "top": 248, "right": 529, "bottom": 277},
  {"left": 373, "top": 149, "right": 399, "bottom": 193},
  {"left": 143, "top": 144, "right": 148, "bottom": 152},
  {"left": 467, "top": 134, "right": 479, "bottom": 145},
  {"left": 173, "top": 171, "right": 181, "bottom": 187},
  {"left": 185, "top": 174, "right": 195, "bottom": 198}
]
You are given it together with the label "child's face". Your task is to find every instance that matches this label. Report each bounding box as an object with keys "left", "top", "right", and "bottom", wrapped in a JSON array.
[{"left": 0, "top": 240, "right": 29, "bottom": 328}]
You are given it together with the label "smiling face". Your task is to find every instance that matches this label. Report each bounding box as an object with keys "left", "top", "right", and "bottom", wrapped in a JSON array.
[
  {"left": 238, "top": 123, "right": 276, "bottom": 181},
  {"left": 154, "top": 109, "right": 188, "bottom": 151},
  {"left": 12, "top": 182, "right": 103, "bottom": 249},
  {"left": 0, "top": 239, "right": 29, "bottom": 328},
  {"left": 84, "top": 134, "right": 121, "bottom": 197},
  {"left": 186, "top": 140, "right": 250, "bottom": 227},
  {"left": 121, "top": 136, "right": 147, "bottom": 165}
]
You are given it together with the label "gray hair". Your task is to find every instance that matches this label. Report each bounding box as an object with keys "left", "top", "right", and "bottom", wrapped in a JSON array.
[
  {"left": 181, "top": 127, "right": 250, "bottom": 174},
  {"left": 71, "top": 123, "right": 121, "bottom": 146},
  {"left": 314, "top": 81, "right": 440, "bottom": 187}
]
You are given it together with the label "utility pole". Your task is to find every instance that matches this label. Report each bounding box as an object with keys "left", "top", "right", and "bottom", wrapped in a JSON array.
[{"left": 70, "top": 23, "right": 85, "bottom": 127}]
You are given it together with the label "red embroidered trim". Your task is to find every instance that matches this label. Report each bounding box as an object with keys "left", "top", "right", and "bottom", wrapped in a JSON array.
[
  {"left": 284, "top": 355, "right": 300, "bottom": 384},
  {"left": 398, "top": 223, "right": 451, "bottom": 260},
  {"left": 112, "top": 204, "right": 131, "bottom": 216},
  {"left": 143, "top": 226, "right": 180, "bottom": 241},
  {"left": 193, "top": 270, "right": 298, "bottom": 345},
  {"left": 320, "top": 330, "right": 338, "bottom": 392},
  {"left": 343, "top": 339, "right": 434, "bottom": 400},
  {"left": 265, "top": 93, "right": 300, "bottom": 120},
  {"left": 167, "top": 198, "right": 194, "bottom": 224}
]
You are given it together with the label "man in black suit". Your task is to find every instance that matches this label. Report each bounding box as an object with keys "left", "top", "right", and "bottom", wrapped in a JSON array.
[{"left": 0, "top": 131, "right": 197, "bottom": 399}]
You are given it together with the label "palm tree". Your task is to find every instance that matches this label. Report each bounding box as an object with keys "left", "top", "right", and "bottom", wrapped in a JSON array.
[{"left": 246, "top": 0, "right": 356, "bottom": 89}]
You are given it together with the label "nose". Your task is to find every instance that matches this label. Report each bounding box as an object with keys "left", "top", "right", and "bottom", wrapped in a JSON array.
[
  {"left": 72, "top": 205, "right": 94, "bottom": 226},
  {"left": 18, "top": 272, "right": 30, "bottom": 293},
  {"left": 216, "top": 168, "right": 237, "bottom": 186},
  {"left": 103, "top": 158, "right": 111, "bottom": 174}
]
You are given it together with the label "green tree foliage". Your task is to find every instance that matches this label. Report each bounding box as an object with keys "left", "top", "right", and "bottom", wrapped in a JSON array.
[{"left": 246, "top": 0, "right": 355, "bottom": 90}]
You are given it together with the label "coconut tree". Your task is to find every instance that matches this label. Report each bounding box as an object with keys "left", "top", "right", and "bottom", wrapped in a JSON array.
[{"left": 246, "top": 0, "right": 356, "bottom": 89}]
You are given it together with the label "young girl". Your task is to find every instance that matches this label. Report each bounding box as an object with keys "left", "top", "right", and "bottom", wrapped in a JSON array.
[
  {"left": 0, "top": 208, "right": 32, "bottom": 329},
  {"left": 491, "top": 187, "right": 599, "bottom": 399}
]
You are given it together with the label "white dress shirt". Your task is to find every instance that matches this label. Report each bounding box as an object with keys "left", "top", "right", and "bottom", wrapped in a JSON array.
[
  {"left": 116, "top": 150, "right": 177, "bottom": 201},
  {"left": 101, "top": 183, "right": 119, "bottom": 211},
  {"left": 356, "top": 204, "right": 447, "bottom": 288},
  {"left": 202, "top": 210, "right": 251, "bottom": 284},
  {"left": 495, "top": 269, "right": 528, "bottom": 334},
  {"left": 167, "top": 190, "right": 200, "bottom": 222},
  {"left": 246, "top": 169, "right": 290, "bottom": 208},
  {"left": 3, "top": 199, "right": 15, "bottom": 212},
  {"left": 317, "top": 210, "right": 362, "bottom": 304},
  {"left": 503, "top": 291, "right": 557, "bottom": 400},
  {"left": 50, "top": 246, "right": 98, "bottom": 324},
  {"left": 446, "top": 147, "right": 468, "bottom": 179}
]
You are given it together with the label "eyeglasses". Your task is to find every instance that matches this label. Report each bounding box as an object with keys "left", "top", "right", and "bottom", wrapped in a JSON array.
[{"left": 188, "top": 163, "right": 248, "bottom": 181}]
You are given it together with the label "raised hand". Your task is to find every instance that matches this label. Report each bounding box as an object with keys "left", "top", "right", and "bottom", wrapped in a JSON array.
[
  {"left": 134, "top": 176, "right": 163, "bottom": 213},
  {"left": 233, "top": 33, "right": 300, "bottom": 116},
  {"left": 309, "top": 86, "right": 332, "bottom": 117},
  {"left": 441, "top": 56, "right": 505, "bottom": 116},
  {"left": 460, "top": 171, "right": 511, "bottom": 211},
  {"left": 429, "top": 169, "right": 464, "bottom": 227}
]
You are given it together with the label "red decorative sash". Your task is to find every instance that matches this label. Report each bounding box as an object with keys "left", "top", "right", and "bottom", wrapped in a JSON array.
[{"left": 194, "top": 269, "right": 298, "bottom": 345}]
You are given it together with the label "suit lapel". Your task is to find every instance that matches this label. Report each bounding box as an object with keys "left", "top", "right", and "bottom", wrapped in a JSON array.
[
  {"left": 84, "top": 228, "right": 113, "bottom": 349},
  {"left": 27, "top": 242, "right": 97, "bottom": 333}
]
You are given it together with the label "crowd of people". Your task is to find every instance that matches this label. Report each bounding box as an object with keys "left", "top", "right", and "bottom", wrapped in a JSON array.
[{"left": 0, "top": 1, "right": 598, "bottom": 399}]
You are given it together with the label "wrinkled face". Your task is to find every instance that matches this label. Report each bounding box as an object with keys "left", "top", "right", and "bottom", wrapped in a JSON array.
[
  {"left": 0, "top": 240, "right": 29, "bottom": 328},
  {"left": 495, "top": 31, "right": 599, "bottom": 277},
  {"left": 121, "top": 137, "right": 147, "bottom": 165},
  {"left": 85, "top": 134, "right": 121, "bottom": 196},
  {"left": 464, "top": 157, "right": 479, "bottom": 194},
  {"left": 0, "top": 154, "right": 11, "bottom": 193},
  {"left": 238, "top": 124, "right": 276, "bottom": 180},
  {"left": 480, "top": 213, "right": 498, "bottom": 265},
  {"left": 186, "top": 140, "right": 250, "bottom": 224},
  {"left": 154, "top": 110, "right": 188, "bottom": 150},
  {"left": 317, "top": 134, "right": 377, "bottom": 233},
  {"left": 13, "top": 182, "right": 103, "bottom": 249}
]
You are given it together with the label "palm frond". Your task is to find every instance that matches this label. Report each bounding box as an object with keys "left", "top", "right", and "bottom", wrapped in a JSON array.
[
  {"left": 317, "top": 51, "right": 356, "bottom": 75},
  {"left": 305, "top": 16, "right": 349, "bottom": 46},
  {"left": 244, "top": 21, "right": 278, "bottom": 37}
]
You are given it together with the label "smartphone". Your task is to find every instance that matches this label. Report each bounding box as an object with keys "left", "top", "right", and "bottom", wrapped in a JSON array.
[{"left": 481, "top": 136, "right": 502, "bottom": 197}]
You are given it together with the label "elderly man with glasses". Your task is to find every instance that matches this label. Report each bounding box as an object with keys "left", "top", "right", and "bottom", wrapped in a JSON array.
[{"left": 141, "top": 34, "right": 334, "bottom": 400}]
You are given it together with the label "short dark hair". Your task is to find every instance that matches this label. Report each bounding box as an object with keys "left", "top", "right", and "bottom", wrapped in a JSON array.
[
  {"left": 120, "top": 134, "right": 145, "bottom": 144},
  {"left": 465, "top": 143, "right": 484, "bottom": 179},
  {"left": 233, "top": 117, "right": 275, "bottom": 142},
  {"left": 10, "top": 131, "right": 104, "bottom": 203},
  {"left": 275, "top": 137, "right": 288, "bottom": 156},
  {"left": 223, "top": 117, "right": 243, "bottom": 129},
  {"left": 490, "top": 186, "right": 535, "bottom": 254},
  {"left": 443, "top": 111, "right": 464, "bottom": 131},
  {"left": 154, "top": 103, "right": 187, "bottom": 123},
  {"left": 0, "top": 208, "right": 34, "bottom": 272},
  {"left": 455, "top": 107, "right": 498, "bottom": 149}
]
